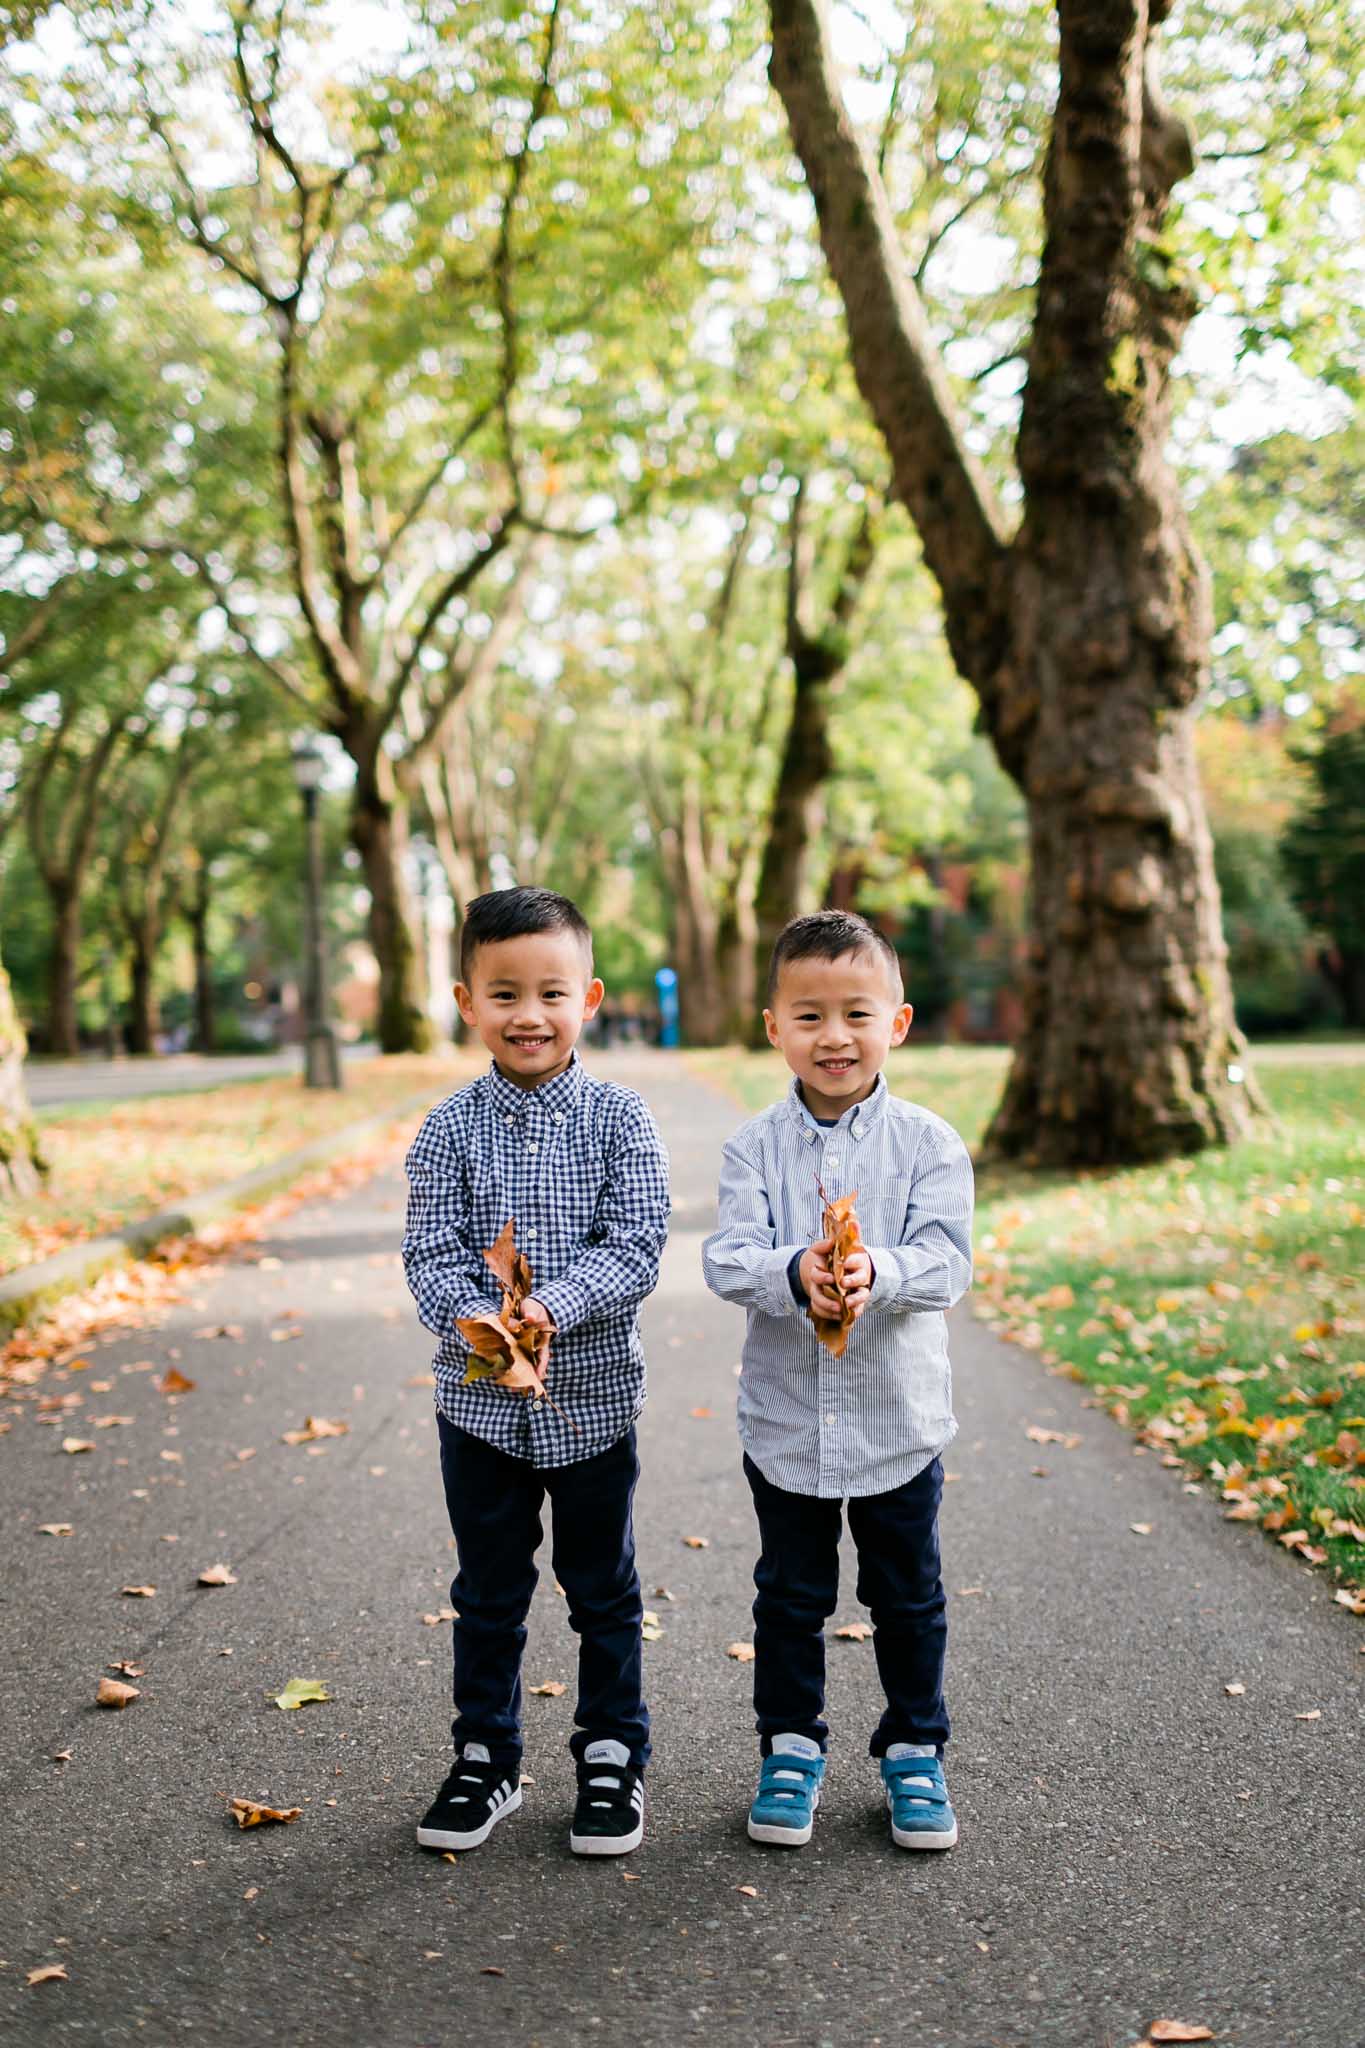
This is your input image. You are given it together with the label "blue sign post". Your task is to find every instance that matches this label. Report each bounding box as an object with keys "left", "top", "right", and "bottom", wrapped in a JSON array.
[{"left": 654, "top": 965, "right": 680, "bottom": 1048}]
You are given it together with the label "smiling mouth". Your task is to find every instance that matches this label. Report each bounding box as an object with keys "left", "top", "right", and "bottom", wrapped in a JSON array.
[
  {"left": 508, "top": 1035, "right": 553, "bottom": 1049},
  {"left": 816, "top": 1058, "right": 856, "bottom": 1072}
]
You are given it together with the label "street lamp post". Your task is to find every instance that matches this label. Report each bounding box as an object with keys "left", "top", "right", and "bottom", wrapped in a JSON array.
[{"left": 291, "top": 735, "right": 343, "bottom": 1091}]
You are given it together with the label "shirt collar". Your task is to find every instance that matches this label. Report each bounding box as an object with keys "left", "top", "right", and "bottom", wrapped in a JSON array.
[
  {"left": 785, "top": 1071, "right": 889, "bottom": 1142},
  {"left": 484, "top": 1051, "right": 585, "bottom": 1121}
]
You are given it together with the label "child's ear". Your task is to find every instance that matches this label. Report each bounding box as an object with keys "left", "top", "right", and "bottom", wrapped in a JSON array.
[
  {"left": 583, "top": 977, "right": 605, "bottom": 1019},
  {"left": 890, "top": 1001, "right": 913, "bottom": 1047},
  {"left": 762, "top": 1008, "right": 781, "bottom": 1049},
  {"left": 454, "top": 981, "right": 477, "bottom": 1029}
]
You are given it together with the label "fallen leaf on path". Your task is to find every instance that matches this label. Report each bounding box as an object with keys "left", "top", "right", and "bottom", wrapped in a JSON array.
[
  {"left": 61, "top": 1437, "right": 94, "bottom": 1455},
  {"left": 26, "top": 1965, "right": 68, "bottom": 1986},
  {"left": 1147, "top": 2025, "right": 1215, "bottom": 2044},
  {"left": 1130, "top": 1523, "right": 1153, "bottom": 1536},
  {"left": 834, "top": 1621, "right": 873, "bottom": 1642},
  {"left": 642, "top": 1620, "right": 664, "bottom": 1641},
  {"left": 51, "top": 1749, "right": 72, "bottom": 1762},
  {"left": 683, "top": 1536, "right": 709, "bottom": 1549},
  {"left": 269, "top": 1326, "right": 304, "bottom": 1343},
  {"left": 736, "top": 1884, "right": 759, "bottom": 1897},
  {"left": 1224, "top": 1683, "right": 1246, "bottom": 1697},
  {"left": 192, "top": 1326, "right": 242, "bottom": 1342},
  {"left": 121, "top": 1584, "right": 156, "bottom": 1598},
  {"left": 281, "top": 1416, "right": 348, "bottom": 1445},
  {"left": 1294, "top": 1709, "right": 1321, "bottom": 1721},
  {"left": 157, "top": 1368, "right": 196, "bottom": 1395},
  {"left": 94, "top": 1414, "right": 134, "bottom": 1428},
  {"left": 480, "top": 1966, "right": 506, "bottom": 1977},
  {"left": 529, "top": 1681, "right": 567, "bottom": 1697},
  {"left": 159, "top": 1449, "right": 182, "bottom": 1462},
  {"left": 96, "top": 1677, "right": 140, "bottom": 1708},
  {"left": 1025, "top": 1425, "right": 1081, "bottom": 1448},
  {"left": 726, "top": 1641, "right": 755, "bottom": 1662},
  {"left": 38, "top": 1523, "right": 73, "bottom": 1536},
  {"left": 243, "top": 1887, "right": 259, "bottom": 1901},
  {"left": 274, "top": 1678, "right": 330, "bottom": 1711},
  {"left": 1332, "top": 1588, "right": 1365, "bottom": 1615},
  {"left": 229, "top": 1798, "right": 301, "bottom": 1828},
  {"left": 690, "top": 1406, "right": 713, "bottom": 1419},
  {"left": 197, "top": 1563, "right": 238, "bottom": 1587},
  {"left": 652, "top": 1586, "right": 674, "bottom": 1602},
  {"left": 421, "top": 1607, "right": 457, "bottom": 1626},
  {"left": 622, "top": 1870, "right": 641, "bottom": 1882},
  {"left": 957, "top": 1586, "right": 985, "bottom": 1597},
  {"left": 108, "top": 1660, "right": 143, "bottom": 1676}
]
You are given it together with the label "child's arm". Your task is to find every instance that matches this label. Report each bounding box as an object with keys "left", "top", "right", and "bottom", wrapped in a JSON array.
[
  {"left": 863, "top": 1121, "right": 974, "bottom": 1314},
  {"left": 402, "top": 1108, "right": 502, "bottom": 1336},
  {"left": 701, "top": 1134, "right": 811, "bottom": 1319},
  {"left": 529, "top": 1097, "right": 670, "bottom": 1334}
]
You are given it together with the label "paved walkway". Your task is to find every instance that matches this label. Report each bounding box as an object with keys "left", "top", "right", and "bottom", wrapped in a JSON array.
[
  {"left": 24, "top": 1047, "right": 376, "bottom": 1110},
  {"left": 1, "top": 1054, "right": 1359, "bottom": 2047}
]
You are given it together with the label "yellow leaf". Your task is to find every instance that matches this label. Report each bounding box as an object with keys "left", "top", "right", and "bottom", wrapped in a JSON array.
[
  {"left": 273, "top": 1677, "right": 330, "bottom": 1711},
  {"left": 229, "top": 1797, "right": 301, "bottom": 1828}
]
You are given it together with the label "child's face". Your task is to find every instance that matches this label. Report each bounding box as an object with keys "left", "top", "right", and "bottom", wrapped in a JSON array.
[
  {"left": 763, "top": 950, "right": 912, "bottom": 1121},
  {"left": 455, "top": 931, "right": 604, "bottom": 1089}
]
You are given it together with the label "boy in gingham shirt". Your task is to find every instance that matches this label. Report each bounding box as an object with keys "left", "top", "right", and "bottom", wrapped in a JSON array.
[
  {"left": 703, "top": 910, "right": 972, "bottom": 1850},
  {"left": 403, "top": 887, "right": 669, "bottom": 1857}
]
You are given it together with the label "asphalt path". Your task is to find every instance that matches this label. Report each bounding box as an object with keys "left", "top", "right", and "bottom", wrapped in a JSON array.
[
  {"left": 2, "top": 1053, "right": 1360, "bottom": 2048},
  {"left": 24, "top": 1047, "right": 376, "bottom": 1111}
]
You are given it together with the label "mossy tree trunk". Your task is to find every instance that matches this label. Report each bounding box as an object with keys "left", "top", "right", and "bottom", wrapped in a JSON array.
[{"left": 0, "top": 951, "right": 43, "bottom": 1199}]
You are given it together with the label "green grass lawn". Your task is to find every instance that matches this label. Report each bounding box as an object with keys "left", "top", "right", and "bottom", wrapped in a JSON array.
[
  {"left": 685, "top": 1042, "right": 1365, "bottom": 1595},
  {"left": 1, "top": 1054, "right": 473, "bottom": 1277}
]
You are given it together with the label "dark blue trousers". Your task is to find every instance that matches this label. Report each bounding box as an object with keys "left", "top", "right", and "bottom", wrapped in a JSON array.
[
  {"left": 437, "top": 1416, "right": 649, "bottom": 1771},
  {"left": 744, "top": 1453, "right": 949, "bottom": 1757}
]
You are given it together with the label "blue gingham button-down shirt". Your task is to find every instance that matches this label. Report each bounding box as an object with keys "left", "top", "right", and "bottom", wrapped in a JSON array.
[
  {"left": 402, "top": 1055, "right": 670, "bottom": 1467},
  {"left": 702, "top": 1073, "right": 973, "bottom": 1498}
]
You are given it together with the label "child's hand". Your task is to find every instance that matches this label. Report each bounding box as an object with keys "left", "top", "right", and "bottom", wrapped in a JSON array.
[
  {"left": 517, "top": 1295, "right": 553, "bottom": 1381},
  {"left": 800, "top": 1238, "right": 842, "bottom": 1321},
  {"left": 840, "top": 1248, "right": 873, "bottom": 1320}
]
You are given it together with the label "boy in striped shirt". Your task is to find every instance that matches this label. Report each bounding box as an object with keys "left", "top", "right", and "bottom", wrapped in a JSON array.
[{"left": 702, "top": 911, "right": 973, "bottom": 1851}]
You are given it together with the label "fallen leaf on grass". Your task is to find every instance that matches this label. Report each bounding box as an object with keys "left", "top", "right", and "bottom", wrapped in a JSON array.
[
  {"left": 683, "top": 1536, "right": 709, "bottom": 1550},
  {"left": 726, "top": 1641, "right": 755, "bottom": 1662},
  {"left": 281, "top": 1416, "right": 348, "bottom": 1445},
  {"left": 38, "top": 1523, "right": 73, "bottom": 1537},
  {"left": 834, "top": 1621, "right": 873, "bottom": 1642},
  {"left": 529, "top": 1681, "right": 567, "bottom": 1697},
  {"left": 1146, "top": 2025, "right": 1215, "bottom": 2044},
  {"left": 1332, "top": 1588, "right": 1365, "bottom": 1615},
  {"left": 274, "top": 1678, "right": 331, "bottom": 1711},
  {"left": 229, "top": 1798, "right": 301, "bottom": 1828},
  {"left": 197, "top": 1564, "right": 238, "bottom": 1587},
  {"left": 61, "top": 1437, "right": 94, "bottom": 1455},
  {"left": 1224, "top": 1683, "right": 1246, "bottom": 1697},
  {"left": 26, "top": 1965, "right": 68, "bottom": 1986},
  {"left": 96, "top": 1677, "right": 139, "bottom": 1708},
  {"left": 157, "top": 1368, "right": 196, "bottom": 1395},
  {"left": 121, "top": 1584, "right": 156, "bottom": 1598}
]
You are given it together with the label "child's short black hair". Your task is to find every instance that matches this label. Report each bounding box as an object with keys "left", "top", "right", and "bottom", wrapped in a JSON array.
[
  {"left": 459, "top": 886, "right": 593, "bottom": 983},
  {"left": 765, "top": 909, "right": 903, "bottom": 1005}
]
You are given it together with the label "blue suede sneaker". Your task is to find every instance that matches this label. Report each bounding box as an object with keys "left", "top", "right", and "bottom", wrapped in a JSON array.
[
  {"left": 747, "top": 1734, "right": 826, "bottom": 1846},
  {"left": 880, "top": 1746, "right": 958, "bottom": 1850}
]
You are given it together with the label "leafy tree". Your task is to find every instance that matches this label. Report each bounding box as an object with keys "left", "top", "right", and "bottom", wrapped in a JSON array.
[{"left": 1282, "top": 713, "right": 1365, "bottom": 1027}]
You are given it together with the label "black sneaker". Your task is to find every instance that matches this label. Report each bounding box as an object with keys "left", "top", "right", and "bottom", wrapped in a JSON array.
[
  {"left": 416, "top": 1742, "right": 522, "bottom": 1852},
  {"left": 569, "top": 1738, "right": 644, "bottom": 1857}
]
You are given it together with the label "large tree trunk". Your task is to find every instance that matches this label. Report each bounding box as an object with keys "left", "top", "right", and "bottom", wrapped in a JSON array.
[
  {"left": 188, "top": 900, "right": 215, "bottom": 1054},
  {"left": 0, "top": 951, "right": 44, "bottom": 1199},
  {"left": 768, "top": 0, "right": 1257, "bottom": 1164},
  {"left": 45, "top": 879, "right": 81, "bottom": 1059},
  {"left": 127, "top": 936, "right": 158, "bottom": 1056},
  {"left": 352, "top": 765, "right": 432, "bottom": 1055}
]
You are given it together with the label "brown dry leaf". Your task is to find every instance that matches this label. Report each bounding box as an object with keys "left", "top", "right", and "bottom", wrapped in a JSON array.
[
  {"left": 736, "top": 1884, "right": 759, "bottom": 1898},
  {"left": 93, "top": 1414, "right": 134, "bottom": 1428},
  {"left": 1293, "top": 1709, "right": 1322, "bottom": 1721},
  {"left": 683, "top": 1535, "right": 709, "bottom": 1550},
  {"left": 809, "top": 1184, "right": 862, "bottom": 1358},
  {"left": 480, "top": 1965, "right": 506, "bottom": 1977},
  {"left": 121, "top": 1584, "right": 156, "bottom": 1598},
  {"left": 38, "top": 1523, "right": 73, "bottom": 1536},
  {"left": 61, "top": 1437, "right": 94, "bottom": 1455},
  {"left": 1130, "top": 1523, "right": 1153, "bottom": 1537},
  {"left": 228, "top": 1797, "right": 302, "bottom": 1829},
  {"left": 108, "top": 1660, "right": 144, "bottom": 1677},
  {"left": 197, "top": 1563, "right": 238, "bottom": 1587},
  {"left": 456, "top": 1222, "right": 568, "bottom": 1420},
  {"left": 1332, "top": 1588, "right": 1365, "bottom": 1615},
  {"left": 1025, "top": 1424, "right": 1082, "bottom": 1448},
  {"left": 281, "top": 1416, "right": 349, "bottom": 1445},
  {"left": 834, "top": 1621, "right": 873, "bottom": 1642},
  {"left": 192, "top": 1325, "right": 243, "bottom": 1341},
  {"left": 726, "top": 1641, "right": 756, "bottom": 1662},
  {"left": 1224, "top": 1682, "right": 1246, "bottom": 1697},
  {"left": 1147, "top": 2025, "right": 1215, "bottom": 2044},
  {"left": 26, "top": 1964, "right": 69, "bottom": 1986},
  {"left": 690, "top": 1405, "right": 714, "bottom": 1419},
  {"left": 421, "top": 1606, "right": 458, "bottom": 1626},
  {"left": 622, "top": 1870, "right": 641, "bottom": 1882},
  {"left": 158, "top": 1367, "right": 196, "bottom": 1395},
  {"left": 529, "top": 1681, "right": 567, "bottom": 1697},
  {"left": 269, "top": 1326, "right": 303, "bottom": 1343},
  {"left": 96, "top": 1676, "right": 140, "bottom": 1708}
]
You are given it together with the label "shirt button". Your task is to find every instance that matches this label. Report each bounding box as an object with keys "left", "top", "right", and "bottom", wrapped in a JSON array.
[
  {"left": 553, "top": 1111, "right": 564, "bottom": 1124},
  {"left": 527, "top": 1142, "right": 538, "bottom": 1153},
  {"left": 525, "top": 1228, "right": 537, "bottom": 1241},
  {"left": 503, "top": 1114, "right": 515, "bottom": 1126},
  {"left": 825, "top": 1412, "right": 836, "bottom": 1426}
]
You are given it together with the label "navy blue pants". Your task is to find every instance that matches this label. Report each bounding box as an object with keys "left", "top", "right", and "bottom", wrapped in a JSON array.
[
  {"left": 437, "top": 1416, "right": 649, "bottom": 1771},
  {"left": 744, "top": 1453, "right": 949, "bottom": 1757}
]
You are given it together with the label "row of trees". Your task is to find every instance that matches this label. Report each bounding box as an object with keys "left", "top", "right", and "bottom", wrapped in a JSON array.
[{"left": 3, "top": 0, "right": 1362, "bottom": 1181}]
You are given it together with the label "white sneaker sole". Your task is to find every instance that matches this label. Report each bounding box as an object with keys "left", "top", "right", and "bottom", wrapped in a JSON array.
[
  {"left": 748, "top": 1785, "right": 820, "bottom": 1847},
  {"left": 569, "top": 1813, "right": 644, "bottom": 1857},
  {"left": 417, "top": 1785, "right": 522, "bottom": 1852}
]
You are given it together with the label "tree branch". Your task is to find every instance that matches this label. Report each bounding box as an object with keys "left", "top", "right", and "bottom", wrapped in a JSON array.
[{"left": 380, "top": 510, "right": 519, "bottom": 722}]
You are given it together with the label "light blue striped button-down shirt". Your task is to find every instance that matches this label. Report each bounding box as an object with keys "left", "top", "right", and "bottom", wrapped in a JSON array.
[{"left": 702, "top": 1073, "right": 973, "bottom": 1499}]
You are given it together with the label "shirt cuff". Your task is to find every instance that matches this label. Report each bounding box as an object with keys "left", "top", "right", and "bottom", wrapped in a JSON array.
[
  {"left": 787, "top": 1250, "right": 808, "bottom": 1306},
  {"left": 533, "top": 1275, "right": 591, "bottom": 1335}
]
